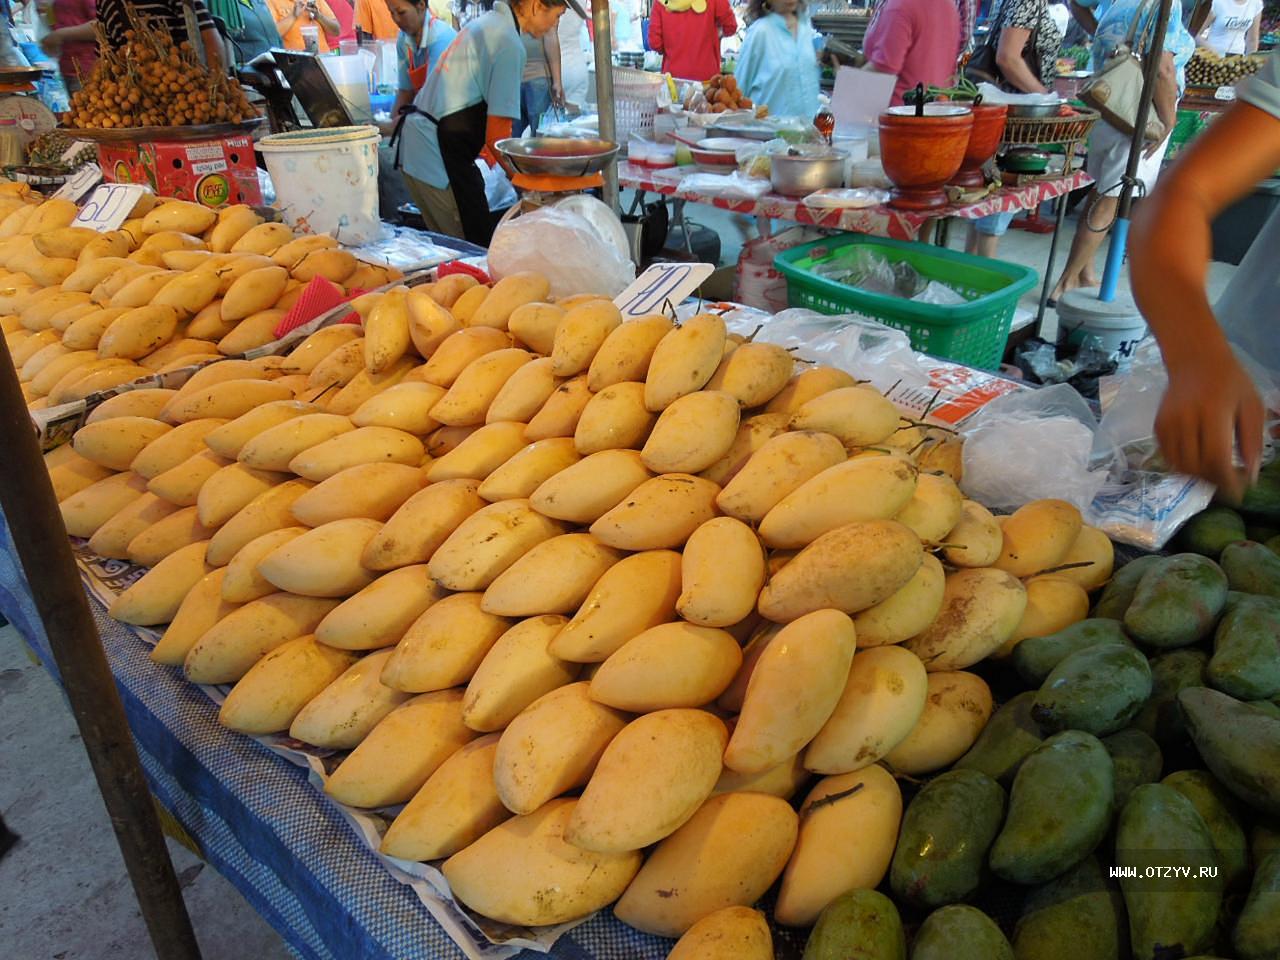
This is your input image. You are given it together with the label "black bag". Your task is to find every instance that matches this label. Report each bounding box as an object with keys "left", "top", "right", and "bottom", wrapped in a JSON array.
[{"left": 964, "top": 0, "right": 1043, "bottom": 90}]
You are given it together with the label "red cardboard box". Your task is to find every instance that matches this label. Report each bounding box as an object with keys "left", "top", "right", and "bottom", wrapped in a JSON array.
[{"left": 97, "top": 134, "right": 262, "bottom": 207}]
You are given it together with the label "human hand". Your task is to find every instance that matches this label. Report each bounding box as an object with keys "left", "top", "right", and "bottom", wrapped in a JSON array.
[
  {"left": 1156, "top": 350, "right": 1265, "bottom": 501},
  {"left": 293, "top": 0, "right": 307, "bottom": 16},
  {"left": 1143, "top": 129, "right": 1171, "bottom": 159},
  {"left": 551, "top": 81, "right": 564, "bottom": 106},
  {"left": 40, "top": 30, "right": 61, "bottom": 55}
]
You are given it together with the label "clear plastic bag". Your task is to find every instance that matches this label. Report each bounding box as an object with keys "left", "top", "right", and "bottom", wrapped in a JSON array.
[
  {"left": 960, "top": 384, "right": 1117, "bottom": 513},
  {"left": 742, "top": 308, "right": 932, "bottom": 395},
  {"left": 487, "top": 206, "right": 635, "bottom": 299},
  {"left": 801, "top": 187, "right": 890, "bottom": 210},
  {"left": 676, "top": 171, "right": 773, "bottom": 200},
  {"left": 810, "top": 246, "right": 966, "bottom": 304}
]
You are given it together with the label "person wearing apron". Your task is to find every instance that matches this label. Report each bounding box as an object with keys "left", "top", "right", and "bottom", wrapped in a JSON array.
[
  {"left": 384, "top": 0, "right": 457, "bottom": 130},
  {"left": 393, "top": 0, "right": 582, "bottom": 245},
  {"left": 1129, "top": 45, "right": 1280, "bottom": 500}
]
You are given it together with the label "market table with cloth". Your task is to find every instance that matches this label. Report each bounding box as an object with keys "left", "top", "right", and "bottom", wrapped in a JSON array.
[
  {"left": 0, "top": 506, "right": 817, "bottom": 959},
  {"left": 620, "top": 160, "right": 1093, "bottom": 326}
]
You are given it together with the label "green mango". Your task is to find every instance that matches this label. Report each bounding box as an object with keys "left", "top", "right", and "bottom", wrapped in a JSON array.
[
  {"left": 1247, "top": 523, "right": 1280, "bottom": 543},
  {"left": 1250, "top": 699, "right": 1280, "bottom": 719},
  {"left": 1103, "top": 728, "right": 1163, "bottom": 808},
  {"left": 1180, "top": 686, "right": 1280, "bottom": 816},
  {"left": 1011, "top": 619, "right": 1131, "bottom": 686},
  {"left": 1116, "top": 783, "right": 1223, "bottom": 960},
  {"left": 890, "top": 769, "right": 1006, "bottom": 909},
  {"left": 1221, "top": 540, "right": 1280, "bottom": 599},
  {"left": 1094, "top": 555, "right": 1164, "bottom": 621},
  {"left": 989, "top": 731, "right": 1115, "bottom": 886},
  {"left": 911, "top": 905, "right": 1012, "bottom": 960},
  {"left": 1252, "top": 820, "right": 1280, "bottom": 864},
  {"left": 1225, "top": 589, "right": 1280, "bottom": 617},
  {"left": 804, "top": 889, "right": 906, "bottom": 960},
  {"left": 1241, "top": 468, "right": 1280, "bottom": 523},
  {"left": 1207, "top": 594, "right": 1280, "bottom": 700},
  {"left": 1012, "top": 856, "right": 1128, "bottom": 960},
  {"left": 1235, "top": 851, "right": 1280, "bottom": 960},
  {"left": 1162, "top": 769, "right": 1249, "bottom": 889},
  {"left": 1178, "top": 506, "right": 1247, "bottom": 558},
  {"left": 1032, "top": 643, "right": 1153, "bottom": 737},
  {"left": 1123, "top": 553, "right": 1229, "bottom": 649},
  {"left": 1267, "top": 533, "right": 1280, "bottom": 556},
  {"left": 954, "top": 691, "right": 1044, "bottom": 785},
  {"left": 1131, "top": 648, "right": 1209, "bottom": 747}
]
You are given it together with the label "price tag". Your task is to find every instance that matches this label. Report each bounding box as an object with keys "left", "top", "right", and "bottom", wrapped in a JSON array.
[
  {"left": 1215, "top": 85, "right": 1237, "bottom": 101},
  {"left": 52, "top": 163, "right": 103, "bottom": 203},
  {"left": 613, "top": 262, "right": 716, "bottom": 318},
  {"left": 70, "top": 182, "right": 151, "bottom": 233}
]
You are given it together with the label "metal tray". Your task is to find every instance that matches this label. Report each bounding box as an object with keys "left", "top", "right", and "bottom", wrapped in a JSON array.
[
  {"left": 495, "top": 137, "right": 619, "bottom": 177},
  {"left": 60, "top": 117, "right": 267, "bottom": 143}
]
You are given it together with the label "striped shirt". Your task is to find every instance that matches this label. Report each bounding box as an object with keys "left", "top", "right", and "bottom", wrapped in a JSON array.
[{"left": 97, "top": 0, "right": 216, "bottom": 47}]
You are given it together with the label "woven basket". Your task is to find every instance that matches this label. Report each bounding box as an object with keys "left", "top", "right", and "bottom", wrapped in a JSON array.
[
  {"left": 1001, "top": 106, "right": 1100, "bottom": 147},
  {"left": 612, "top": 66, "right": 664, "bottom": 141}
]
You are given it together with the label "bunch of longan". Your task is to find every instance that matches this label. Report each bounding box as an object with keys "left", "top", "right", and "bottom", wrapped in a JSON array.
[{"left": 68, "top": 16, "right": 255, "bottom": 130}]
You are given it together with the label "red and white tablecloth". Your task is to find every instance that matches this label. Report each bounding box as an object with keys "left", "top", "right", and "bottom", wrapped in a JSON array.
[{"left": 618, "top": 161, "right": 1094, "bottom": 241}]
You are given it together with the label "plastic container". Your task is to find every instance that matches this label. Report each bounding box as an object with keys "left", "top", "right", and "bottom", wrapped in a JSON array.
[
  {"left": 320, "top": 53, "right": 376, "bottom": 122},
  {"left": 257, "top": 125, "right": 383, "bottom": 243},
  {"left": 774, "top": 234, "right": 1039, "bottom": 369},
  {"left": 1058, "top": 290, "right": 1148, "bottom": 370}
]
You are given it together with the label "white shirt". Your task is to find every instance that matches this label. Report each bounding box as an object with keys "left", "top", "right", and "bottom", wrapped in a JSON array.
[{"left": 1205, "top": 0, "right": 1262, "bottom": 55}]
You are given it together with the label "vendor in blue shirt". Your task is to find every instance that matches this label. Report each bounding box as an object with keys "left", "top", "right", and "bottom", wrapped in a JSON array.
[
  {"left": 388, "top": 0, "right": 458, "bottom": 116},
  {"left": 395, "top": 0, "right": 584, "bottom": 244},
  {"left": 734, "top": 0, "right": 822, "bottom": 120}
]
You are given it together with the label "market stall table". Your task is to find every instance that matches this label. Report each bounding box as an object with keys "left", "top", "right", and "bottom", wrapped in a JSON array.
[
  {"left": 0, "top": 512, "right": 819, "bottom": 960},
  {"left": 620, "top": 161, "right": 1093, "bottom": 328}
]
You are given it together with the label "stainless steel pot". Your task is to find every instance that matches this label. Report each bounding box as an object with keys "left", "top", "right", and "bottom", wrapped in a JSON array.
[{"left": 769, "top": 150, "right": 849, "bottom": 197}]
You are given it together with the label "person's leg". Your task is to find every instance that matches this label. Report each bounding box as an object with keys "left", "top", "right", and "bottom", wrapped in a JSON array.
[
  {"left": 966, "top": 212, "right": 1013, "bottom": 257},
  {"left": 402, "top": 171, "right": 466, "bottom": 240},
  {"left": 525, "top": 78, "right": 551, "bottom": 136},
  {"left": 1050, "top": 189, "right": 1117, "bottom": 298},
  {"left": 518, "top": 80, "right": 535, "bottom": 138}
]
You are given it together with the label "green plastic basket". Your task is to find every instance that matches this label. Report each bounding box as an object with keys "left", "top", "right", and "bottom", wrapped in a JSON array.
[{"left": 774, "top": 234, "right": 1039, "bottom": 369}]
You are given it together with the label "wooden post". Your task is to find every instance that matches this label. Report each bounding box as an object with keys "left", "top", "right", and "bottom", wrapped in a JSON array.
[{"left": 0, "top": 353, "right": 204, "bottom": 960}]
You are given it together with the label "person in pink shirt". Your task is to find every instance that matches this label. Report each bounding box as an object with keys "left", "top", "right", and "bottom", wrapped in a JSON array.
[{"left": 861, "top": 0, "right": 961, "bottom": 105}]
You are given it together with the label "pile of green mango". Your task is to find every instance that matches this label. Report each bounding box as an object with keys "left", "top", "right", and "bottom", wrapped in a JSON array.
[{"left": 802, "top": 534, "right": 1280, "bottom": 960}]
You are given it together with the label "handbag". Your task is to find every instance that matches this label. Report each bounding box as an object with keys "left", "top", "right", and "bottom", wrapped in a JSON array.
[
  {"left": 1080, "top": 0, "right": 1168, "bottom": 142},
  {"left": 963, "top": 0, "right": 1042, "bottom": 90}
]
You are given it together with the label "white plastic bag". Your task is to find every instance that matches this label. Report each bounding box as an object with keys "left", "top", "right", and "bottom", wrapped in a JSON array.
[
  {"left": 487, "top": 206, "right": 636, "bottom": 300},
  {"left": 960, "top": 384, "right": 1115, "bottom": 512},
  {"left": 477, "top": 159, "right": 518, "bottom": 212},
  {"left": 746, "top": 308, "right": 931, "bottom": 395},
  {"left": 676, "top": 172, "right": 772, "bottom": 200}
]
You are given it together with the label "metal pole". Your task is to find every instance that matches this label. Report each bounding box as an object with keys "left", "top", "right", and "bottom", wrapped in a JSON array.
[
  {"left": 1098, "top": 0, "right": 1171, "bottom": 301},
  {"left": 591, "top": 0, "right": 618, "bottom": 211},
  {"left": 1036, "top": 191, "right": 1070, "bottom": 329},
  {"left": 0, "top": 355, "right": 204, "bottom": 960}
]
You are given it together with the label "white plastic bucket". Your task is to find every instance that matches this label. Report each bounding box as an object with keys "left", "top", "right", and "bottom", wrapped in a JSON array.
[
  {"left": 257, "top": 125, "right": 382, "bottom": 244},
  {"left": 1058, "top": 293, "right": 1148, "bottom": 370}
]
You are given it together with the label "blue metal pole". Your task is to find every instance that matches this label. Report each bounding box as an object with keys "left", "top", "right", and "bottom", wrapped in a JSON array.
[
  {"left": 1097, "top": 0, "right": 1172, "bottom": 302},
  {"left": 1098, "top": 216, "right": 1130, "bottom": 302}
]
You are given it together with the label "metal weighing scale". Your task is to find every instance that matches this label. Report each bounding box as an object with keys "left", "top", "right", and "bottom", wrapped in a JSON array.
[
  {"left": 494, "top": 136, "right": 618, "bottom": 211},
  {"left": 492, "top": 137, "right": 632, "bottom": 260}
]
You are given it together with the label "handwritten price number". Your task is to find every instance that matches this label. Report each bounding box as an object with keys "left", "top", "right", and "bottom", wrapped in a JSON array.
[
  {"left": 1215, "top": 86, "right": 1237, "bottom": 101},
  {"left": 72, "top": 183, "right": 151, "bottom": 233},
  {"left": 614, "top": 263, "right": 715, "bottom": 318},
  {"left": 52, "top": 164, "right": 103, "bottom": 203}
]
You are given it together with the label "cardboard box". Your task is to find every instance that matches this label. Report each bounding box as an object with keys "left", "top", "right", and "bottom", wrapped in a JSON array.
[{"left": 97, "top": 134, "right": 262, "bottom": 207}]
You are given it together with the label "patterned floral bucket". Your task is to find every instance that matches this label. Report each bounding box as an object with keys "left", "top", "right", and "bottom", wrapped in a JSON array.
[{"left": 257, "top": 125, "right": 382, "bottom": 243}]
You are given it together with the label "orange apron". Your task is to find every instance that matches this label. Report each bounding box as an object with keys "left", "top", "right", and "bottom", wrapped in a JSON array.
[{"left": 406, "top": 17, "right": 437, "bottom": 92}]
